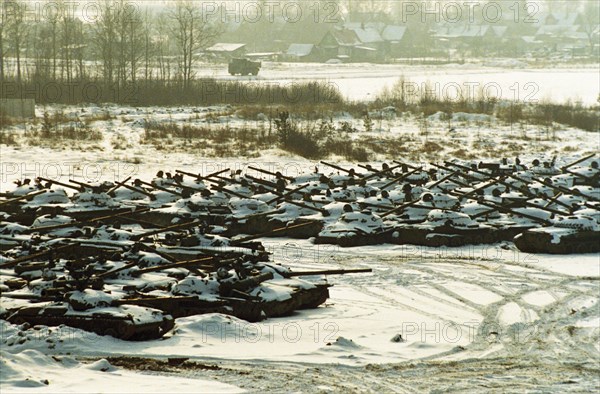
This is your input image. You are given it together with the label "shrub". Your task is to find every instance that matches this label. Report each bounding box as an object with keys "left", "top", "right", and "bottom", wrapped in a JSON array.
[
  {"left": 363, "top": 114, "right": 374, "bottom": 132},
  {"left": 0, "top": 131, "right": 18, "bottom": 145},
  {"left": 274, "top": 111, "right": 320, "bottom": 158}
]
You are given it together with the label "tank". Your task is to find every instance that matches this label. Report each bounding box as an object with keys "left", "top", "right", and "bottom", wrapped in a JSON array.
[
  {"left": 6, "top": 303, "right": 175, "bottom": 341},
  {"left": 514, "top": 216, "right": 600, "bottom": 254}
]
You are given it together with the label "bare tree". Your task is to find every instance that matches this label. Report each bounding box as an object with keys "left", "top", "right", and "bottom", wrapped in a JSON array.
[
  {"left": 126, "top": 3, "right": 145, "bottom": 84},
  {"left": 155, "top": 12, "right": 172, "bottom": 82},
  {"left": 580, "top": 1, "right": 600, "bottom": 54},
  {"left": 49, "top": 13, "right": 59, "bottom": 79},
  {"left": 0, "top": 5, "right": 5, "bottom": 86},
  {"left": 116, "top": 1, "right": 128, "bottom": 87},
  {"left": 60, "top": 3, "right": 80, "bottom": 82},
  {"left": 94, "top": 0, "right": 118, "bottom": 84},
  {"left": 6, "top": 0, "right": 27, "bottom": 83},
  {"left": 169, "top": 1, "right": 220, "bottom": 88},
  {"left": 142, "top": 8, "right": 154, "bottom": 80}
]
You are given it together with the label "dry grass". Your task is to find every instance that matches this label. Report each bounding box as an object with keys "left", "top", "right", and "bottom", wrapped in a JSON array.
[
  {"left": 84, "top": 111, "right": 114, "bottom": 124},
  {"left": 0, "top": 131, "right": 19, "bottom": 146},
  {"left": 141, "top": 120, "right": 277, "bottom": 158}
]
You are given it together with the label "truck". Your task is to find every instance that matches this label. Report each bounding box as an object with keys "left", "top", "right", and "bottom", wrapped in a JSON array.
[{"left": 228, "top": 58, "right": 261, "bottom": 76}]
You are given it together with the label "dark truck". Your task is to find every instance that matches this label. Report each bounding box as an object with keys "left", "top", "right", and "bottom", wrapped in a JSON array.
[{"left": 228, "top": 58, "right": 261, "bottom": 76}]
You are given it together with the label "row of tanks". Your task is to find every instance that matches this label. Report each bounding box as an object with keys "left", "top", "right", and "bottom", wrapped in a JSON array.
[
  {"left": 1, "top": 154, "right": 598, "bottom": 339},
  {"left": 2, "top": 155, "right": 598, "bottom": 253}
]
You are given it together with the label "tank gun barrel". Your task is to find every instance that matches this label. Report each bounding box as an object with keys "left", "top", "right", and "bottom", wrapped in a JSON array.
[
  {"left": 452, "top": 177, "right": 504, "bottom": 199},
  {"left": 210, "top": 184, "right": 250, "bottom": 199},
  {"left": 561, "top": 153, "right": 596, "bottom": 171},
  {"left": 23, "top": 207, "right": 152, "bottom": 234},
  {"left": 381, "top": 199, "right": 421, "bottom": 218},
  {"left": 477, "top": 201, "right": 553, "bottom": 225},
  {"left": 106, "top": 176, "right": 132, "bottom": 196},
  {"left": 429, "top": 162, "right": 480, "bottom": 182},
  {"left": 37, "top": 176, "right": 83, "bottom": 192},
  {"left": 247, "top": 166, "right": 294, "bottom": 181},
  {"left": 266, "top": 183, "right": 309, "bottom": 204},
  {"left": 320, "top": 161, "right": 364, "bottom": 177},
  {"left": 230, "top": 221, "right": 316, "bottom": 245},
  {"left": 380, "top": 167, "right": 423, "bottom": 190},
  {"left": 219, "top": 272, "right": 274, "bottom": 295},
  {"left": 68, "top": 179, "right": 95, "bottom": 190},
  {"left": 130, "top": 219, "right": 202, "bottom": 241},
  {"left": 0, "top": 242, "right": 80, "bottom": 269},
  {"left": 0, "top": 189, "right": 46, "bottom": 206},
  {"left": 136, "top": 179, "right": 184, "bottom": 197},
  {"left": 287, "top": 268, "right": 372, "bottom": 277},
  {"left": 176, "top": 168, "right": 230, "bottom": 181},
  {"left": 360, "top": 163, "right": 404, "bottom": 180},
  {"left": 132, "top": 256, "right": 216, "bottom": 276}
]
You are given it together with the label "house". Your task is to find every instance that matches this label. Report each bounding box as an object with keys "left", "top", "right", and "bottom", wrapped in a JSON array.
[
  {"left": 516, "top": 36, "right": 545, "bottom": 55},
  {"left": 434, "top": 25, "right": 498, "bottom": 55},
  {"left": 535, "top": 25, "right": 586, "bottom": 52},
  {"left": 350, "top": 27, "right": 386, "bottom": 61},
  {"left": 205, "top": 43, "right": 247, "bottom": 60},
  {"left": 318, "top": 29, "right": 362, "bottom": 61},
  {"left": 381, "top": 25, "right": 410, "bottom": 57},
  {"left": 285, "top": 44, "right": 317, "bottom": 62}
]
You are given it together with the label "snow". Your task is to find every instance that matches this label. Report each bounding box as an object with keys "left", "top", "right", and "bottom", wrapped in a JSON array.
[
  {"left": 184, "top": 61, "right": 600, "bottom": 104},
  {"left": 496, "top": 302, "right": 539, "bottom": 326},
  {"left": 522, "top": 290, "right": 567, "bottom": 307},
  {"left": 0, "top": 350, "right": 243, "bottom": 393}
]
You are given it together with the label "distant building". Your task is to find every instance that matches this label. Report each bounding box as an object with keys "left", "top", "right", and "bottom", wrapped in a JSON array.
[
  {"left": 318, "top": 29, "right": 362, "bottom": 61},
  {"left": 351, "top": 27, "right": 386, "bottom": 61},
  {"left": 285, "top": 44, "right": 317, "bottom": 62},
  {"left": 535, "top": 25, "right": 587, "bottom": 52},
  {"left": 205, "top": 43, "right": 247, "bottom": 60},
  {"left": 381, "top": 25, "right": 410, "bottom": 58},
  {"left": 434, "top": 25, "right": 498, "bottom": 56},
  {"left": 214, "top": 8, "right": 595, "bottom": 62}
]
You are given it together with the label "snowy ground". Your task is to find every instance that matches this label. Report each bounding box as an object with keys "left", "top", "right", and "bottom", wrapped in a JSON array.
[
  {"left": 1, "top": 103, "right": 599, "bottom": 192},
  {"left": 197, "top": 61, "right": 600, "bottom": 104}
]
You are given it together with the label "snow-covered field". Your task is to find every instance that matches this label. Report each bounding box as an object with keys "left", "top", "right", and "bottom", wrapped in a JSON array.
[
  {"left": 1, "top": 99, "right": 599, "bottom": 392},
  {"left": 199, "top": 61, "right": 600, "bottom": 104},
  {"left": 1, "top": 102, "right": 598, "bottom": 192}
]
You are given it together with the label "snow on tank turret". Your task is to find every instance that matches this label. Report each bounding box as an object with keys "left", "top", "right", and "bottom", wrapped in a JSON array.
[
  {"left": 514, "top": 215, "right": 600, "bottom": 254},
  {"left": 316, "top": 208, "right": 385, "bottom": 247}
]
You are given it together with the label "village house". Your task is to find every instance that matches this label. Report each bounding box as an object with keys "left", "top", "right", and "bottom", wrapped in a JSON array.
[
  {"left": 210, "top": 7, "right": 596, "bottom": 63},
  {"left": 205, "top": 43, "right": 247, "bottom": 61},
  {"left": 381, "top": 25, "right": 411, "bottom": 58},
  {"left": 285, "top": 44, "right": 318, "bottom": 62},
  {"left": 318, "top": 29, "right": 362, "bottom": 62}
]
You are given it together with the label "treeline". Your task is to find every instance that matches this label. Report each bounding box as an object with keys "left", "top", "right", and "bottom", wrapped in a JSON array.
[
  {"left": 0, "top": 0, "right": 348, "bottom": 106},
  {"left": 0, "top": 0, "right": 224, "bottom": 99}
]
